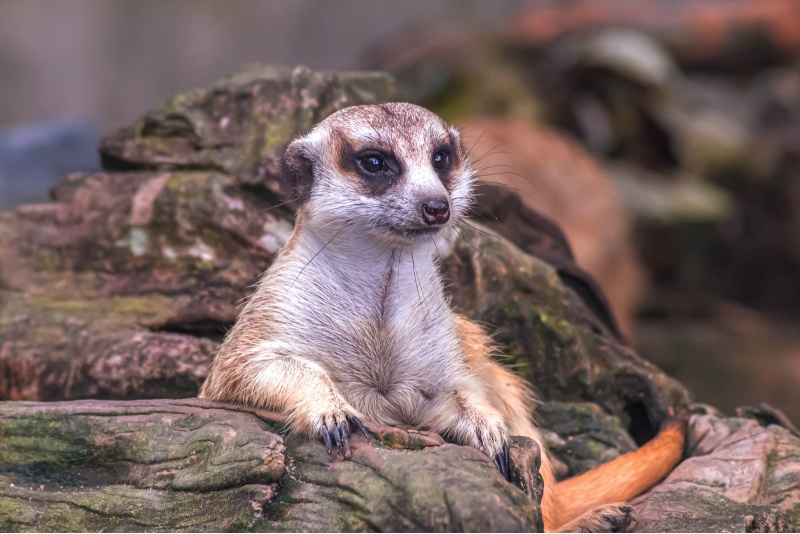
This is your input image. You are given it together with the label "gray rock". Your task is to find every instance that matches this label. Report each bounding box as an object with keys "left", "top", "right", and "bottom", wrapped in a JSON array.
[
  {"left": 633, "top": 415, "right": 800, "bottom": 532},
  {"left": 0, "top": 399, "right": 543, "bottom": 533},
  {"left": 537, "top": 401, "right": 637, "bottom": 477}
]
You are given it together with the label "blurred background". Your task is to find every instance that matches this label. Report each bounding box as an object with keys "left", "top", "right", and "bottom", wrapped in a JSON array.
[{"left": 1, "top": 0, "right": 799, "bottom": 423}]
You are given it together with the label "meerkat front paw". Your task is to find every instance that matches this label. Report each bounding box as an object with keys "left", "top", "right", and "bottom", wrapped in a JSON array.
[
  {"left": 318, "top": 411, "right": 368, "bottom": 459},
  {"left": 297, "top": 400, "right": 368, "bottom": 459},
  {"left": 444, "top": 409, "right": 511, "bottom": 479}
]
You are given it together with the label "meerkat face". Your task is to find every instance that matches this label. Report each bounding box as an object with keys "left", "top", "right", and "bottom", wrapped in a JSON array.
[{"left": 281, "top": 103, "right": 474, "bottom": 246}]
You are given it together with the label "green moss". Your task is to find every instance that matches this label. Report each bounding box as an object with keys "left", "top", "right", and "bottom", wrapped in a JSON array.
[
  {"left": 263, "top": 121, "right": 296, "bottom": 154},
  {"left": 200, "top": 228, "right": 220, "bottom": 249},
  {"left": 111, "top": 295, "right": 168, "bottom": 317},
  {"left": 26, "top": 296, "right": 93, "bottom": 313},
  {"left": 531, "top": 310, "right": 576, "bottom": 346},
  {"left": 32, "top": 249, "right": 62, "bottom": 272},
  {"left": 371, "top": 429, "right": 432, "bottom": 451},
  {"left": 0, "top": 415, "right": 89, "bottom": 467}
]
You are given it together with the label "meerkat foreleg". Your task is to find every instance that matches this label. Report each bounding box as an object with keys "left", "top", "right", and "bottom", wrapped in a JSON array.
[
  {"left": 208, "top": 352, "right": 366, "bottom": 458},
  {"left": 423, "top": 377, "right": 512, "bottom": 477}
]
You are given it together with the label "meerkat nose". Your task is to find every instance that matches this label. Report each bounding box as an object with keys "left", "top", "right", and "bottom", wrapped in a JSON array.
[{"left": 421, "top": 199, "right": 450, "bottom": 226}]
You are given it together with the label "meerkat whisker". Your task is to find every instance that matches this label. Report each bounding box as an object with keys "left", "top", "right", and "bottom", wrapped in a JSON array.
[
  {"left": 290, "top": 225, "right": 344, "bottom": 287},
  {"left": 460, "top": 221, "right": 502, "bottom": 243},
  {"left": 463, "top": 125, "right": 492, "bottom": 162}
]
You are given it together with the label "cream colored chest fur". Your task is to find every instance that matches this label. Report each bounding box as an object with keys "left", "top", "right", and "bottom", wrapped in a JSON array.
[{"left": 259, "top": 230, "right": 465, "bottom": 426}]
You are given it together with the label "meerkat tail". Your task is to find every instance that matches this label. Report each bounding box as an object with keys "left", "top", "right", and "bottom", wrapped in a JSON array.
[{"left": 544, "top": 419, "right": 686, "bottom": 530}]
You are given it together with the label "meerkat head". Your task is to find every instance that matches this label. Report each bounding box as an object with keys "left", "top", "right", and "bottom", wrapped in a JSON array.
[{"left": 280, "top": 103, "right": 474, "bottom": 246}]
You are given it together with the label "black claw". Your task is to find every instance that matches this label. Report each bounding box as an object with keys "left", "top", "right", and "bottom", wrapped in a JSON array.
[
  {"left": 331, "top": 419, "right": 343, "bottom": 453},
  {"left": 321, "top": 414, "right": 370, "bottom": 459},
  {"left": 321, "top": 419, "right": 333, "bottom": 454},
  {"left": 503, "top": 442, "right": 510, "bottom": 478},
  {"left": 492, "top": 443, "right": 511, "bottom": 480},
  {"left": 350, "top": 415, "right": 370, "bottom": 439},
  {"left": 339, "top": 421, "right": 350, "bottom": 456}
]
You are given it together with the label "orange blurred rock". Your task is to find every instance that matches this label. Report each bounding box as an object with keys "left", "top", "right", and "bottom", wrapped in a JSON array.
[{"left": 462, "top": 117, "right": 643, "bottom": 335}]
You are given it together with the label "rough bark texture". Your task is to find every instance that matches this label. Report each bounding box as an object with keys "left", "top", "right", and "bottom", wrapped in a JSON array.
[{"left": 0, "top": 64, "right": 798, "bottom": 532}]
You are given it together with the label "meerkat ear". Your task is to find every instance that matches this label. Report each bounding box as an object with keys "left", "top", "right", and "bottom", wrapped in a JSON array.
[{"left": 280, "top": 137, "right": 316, "bottom": 206}]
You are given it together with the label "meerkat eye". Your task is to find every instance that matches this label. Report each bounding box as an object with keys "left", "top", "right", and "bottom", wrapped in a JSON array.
[
  {"left": 432, "top": 150, "right": 450, "bottom": 170},
  {"left": 357, "top": 154, "right": 387, "bottom": 174}
]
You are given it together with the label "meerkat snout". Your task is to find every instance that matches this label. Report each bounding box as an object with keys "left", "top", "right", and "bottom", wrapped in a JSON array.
[{"left": 421, "top": 199, "right": 450, "bottom": 225}]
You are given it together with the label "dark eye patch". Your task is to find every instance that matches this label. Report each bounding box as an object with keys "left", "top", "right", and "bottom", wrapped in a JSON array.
[
  {"left": 336, "top": 137, "right": 404, "bottom": 197},
  {"left": 354, "top": 150, "right": 400, "bottom": 179},
  {"left": 432, "top": 141, "right": 457, "bottom": 184}
]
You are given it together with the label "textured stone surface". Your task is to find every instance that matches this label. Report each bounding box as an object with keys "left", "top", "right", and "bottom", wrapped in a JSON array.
[
  {"left": 0, "top": 398, "right": 543, "bottom": 533},
  {"left": 267, "top": 432, "right": 542, "bottom": 533},
  {"left": 0, "top": 399, "right": 285, "bottom": 532},
  {"left": 536, "top": 401, "right": 637, "bottom": 477},
  {"left": 632, "top": 415, "right": 800, "bottom": 532},
  {"left": 462, "top": 117, "right": 643, "bottom": 336},
  {"left": 99, "top": 64, "right": 395, "bottom": 190},
  {"left": 4, "top": 398, "right": 797, "bottom": 532},
  {"left": 508, "top": 436, "right": 546, "bottom": 505}
]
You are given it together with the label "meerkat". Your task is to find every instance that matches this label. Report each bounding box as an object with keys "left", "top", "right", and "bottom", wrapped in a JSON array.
[{"left": 199, "top": 102, "right": 686, "bottom": 532}]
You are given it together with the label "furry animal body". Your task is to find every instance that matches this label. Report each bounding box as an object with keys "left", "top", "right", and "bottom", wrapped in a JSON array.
[{"left": 199, "top": 102, "right": 685, "bottom": 532}]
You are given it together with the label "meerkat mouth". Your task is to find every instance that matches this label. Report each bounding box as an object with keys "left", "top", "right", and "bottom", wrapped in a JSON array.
[{"left": 387, "top": 225, "right": 442, "bottom": 239}]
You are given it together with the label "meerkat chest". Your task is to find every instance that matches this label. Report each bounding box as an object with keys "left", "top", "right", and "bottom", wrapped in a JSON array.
[{"left": 311, "top": 257, "right": 463, "bottom": 422}]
